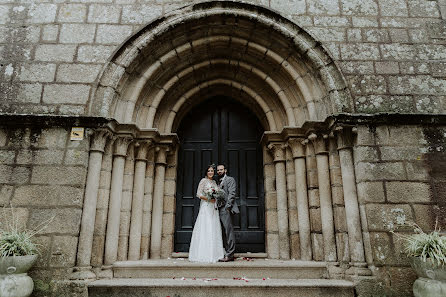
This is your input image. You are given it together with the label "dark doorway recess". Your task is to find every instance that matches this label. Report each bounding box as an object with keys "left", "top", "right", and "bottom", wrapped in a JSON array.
[{"left": 174, "top": 97, "right": 265, "bottom": 253}]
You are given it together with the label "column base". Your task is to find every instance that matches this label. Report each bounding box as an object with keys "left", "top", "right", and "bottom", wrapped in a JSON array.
[
  {"left": 346, "top": 265, "right": 373, "bottom": 277},
  {"left": 69, "top": 266, "right": 97, "bottom": 280},
  {"left": 97, "top": 265, "right": 114, "bottom": 279}
]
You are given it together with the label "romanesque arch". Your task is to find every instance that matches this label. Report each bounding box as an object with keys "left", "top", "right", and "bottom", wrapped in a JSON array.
[{"left": 74, "top": 1, "right": 369, "bottom": 279}]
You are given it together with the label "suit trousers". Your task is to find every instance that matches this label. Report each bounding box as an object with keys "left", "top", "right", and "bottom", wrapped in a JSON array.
[{"left": 219, "top": 207, "right": 235, "bottom": 257}]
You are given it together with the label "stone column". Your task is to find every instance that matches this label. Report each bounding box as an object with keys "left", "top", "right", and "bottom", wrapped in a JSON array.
[
  {"left": 150, "top": 146, "right": 169, "bottom": 259},
  {"left": 141, "top": 148, "right": 155, "bottom": 259},
  {"left": 104, "top": 136, "right": 132, "bottom": 265},
  {"left": 288, "top": 138, "right": 312, "bottom": 261},
  {"left": 309, "top": 133, "right": 337, "bottom": 262},
  {"left": 128, "top": 141, "right": 151, "bottom": 260},
  {"left": 268, "top": 143, "right": 290, "bottom": 260},
  {"left": 336, "top": 127, "right": 366, "bottom": 265},
  {"left": 72, "top": 129, "right": 110, "bottom": 279}
]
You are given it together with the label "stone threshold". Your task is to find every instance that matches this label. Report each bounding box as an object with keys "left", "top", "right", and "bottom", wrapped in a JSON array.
[
  {"left": 171, "top": 252, "right": 268, "bottom": 258},
  {"left": 89, "top": 278, "right": 354, "bottom": 288}
]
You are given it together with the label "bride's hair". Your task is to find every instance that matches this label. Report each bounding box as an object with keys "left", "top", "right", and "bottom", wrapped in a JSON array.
[{"left": 204, "top": 164, "right": 216, "bottom": 178}]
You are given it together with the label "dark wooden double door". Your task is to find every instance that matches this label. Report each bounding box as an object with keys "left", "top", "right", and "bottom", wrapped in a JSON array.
[{"left": 174, "top": 97, "right": 265, "bottom": 253}]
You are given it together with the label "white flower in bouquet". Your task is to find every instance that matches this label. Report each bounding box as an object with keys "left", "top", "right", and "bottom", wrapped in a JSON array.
[{"left": 204, "top": 185, "right": 225, "bottom": 203}]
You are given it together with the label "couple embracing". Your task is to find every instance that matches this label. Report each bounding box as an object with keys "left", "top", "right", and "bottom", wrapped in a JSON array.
[{"left": 188, "top": 164, "right": 239, "bottom": 263}]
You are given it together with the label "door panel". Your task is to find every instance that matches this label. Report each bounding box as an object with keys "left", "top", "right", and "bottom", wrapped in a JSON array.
[{"left": 174, "top": 97, "right": 265, "bottom": 253}]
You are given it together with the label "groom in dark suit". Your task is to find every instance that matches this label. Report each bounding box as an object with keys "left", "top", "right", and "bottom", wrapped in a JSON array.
[{"left": 216, "top": 164, "right": 239, "bottom": 262}]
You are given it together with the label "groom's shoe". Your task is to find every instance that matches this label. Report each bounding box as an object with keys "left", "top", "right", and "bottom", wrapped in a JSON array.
[{"left": 219, "top": 256, "right": 235, "bottom": 262}]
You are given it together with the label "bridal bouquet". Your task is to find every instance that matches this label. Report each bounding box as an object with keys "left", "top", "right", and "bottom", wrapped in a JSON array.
[{"left": 204, "top": 186, "right": 225, "bottom": 205}]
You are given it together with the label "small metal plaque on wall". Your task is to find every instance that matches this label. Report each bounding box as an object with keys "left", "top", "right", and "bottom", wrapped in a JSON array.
[{"left": 70, "top": 127, "right": 84, "bottom": 140}]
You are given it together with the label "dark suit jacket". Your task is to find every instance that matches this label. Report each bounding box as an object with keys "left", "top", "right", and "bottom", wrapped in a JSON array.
[{"left": 219, "top": 175, "right": 240, "bottom": 214}]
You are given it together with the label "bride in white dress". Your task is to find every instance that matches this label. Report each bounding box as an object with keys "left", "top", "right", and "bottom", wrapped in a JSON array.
[{"left": 188, "top": 165, "right": 225, "bottom": 263}]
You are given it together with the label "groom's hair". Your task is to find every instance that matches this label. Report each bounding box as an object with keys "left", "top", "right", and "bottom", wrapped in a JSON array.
[{"left": 217, "top": 163, "right": 226, "bottom": 170}]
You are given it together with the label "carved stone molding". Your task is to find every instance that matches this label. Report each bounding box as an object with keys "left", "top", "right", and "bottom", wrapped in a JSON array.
[
  {"left": 113, "top": 136, "right": 133, "bottom": 157},
  {"left": 268, "top": 142, "right": 287, "bottom": 162},
  {"left": 134, "top": 140, "right": 153, "bottom": 162},
  {"left": 288, "top": 138, "right": 306, "bottom": 159},
  {"left": 309, "top": 133, "right": 328, "bottom": 155},
  {"left": 90, "top": 129, "right": 112, "bottom": 153},
  {"left": 155, "top": 145, "right": 169, "bottom": 165},
  {"left": 335, "top": 126, "right": 354, "bottom": 150}
]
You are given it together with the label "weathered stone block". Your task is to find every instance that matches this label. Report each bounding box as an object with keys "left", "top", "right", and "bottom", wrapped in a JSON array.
[
  {"left": 77, "top": 45, "right": 115, "bottom": 63},
  {"left": 28, "top": 4, "right": 57, "bottom": 24},
  {"left": 389, "top": 28, "right": 409, "bottom": 43},
  {"left": 56, "top": 64, "right": 102, "bottom": 83},
  {"left": 381, "top": 44, "right": 416, "bottom": 60},
  {"left": 341, "top": 0, "right": 378, "bottom": 15},
  {"left": 0, "top": 150, "right": 15, "bottom": 164},
  {"left": 96, "top": 25, "right": 133, "bottom": 44},
  {"left": 60, "top": 24, "right": 96, "bottom": 44},
  {"left": 408, "top": 28, "right": 428, "bottom": 43},
  {"left": 308, "top": 189, "right": 320, "bottom": 207},
  {"left": 43, "top": 84, "right": 91, "bottom": 104},
  {"left": 366, "top": 204, "right": 413, "bottom": 231},
  {"left": 265, "top": 191, "right": 277, "bottom": 210},
  {"left": 386, "top": 267, "right": 418, "bottom": 296},
  {"left": 346, "top": 28, "right": 362, "bottom": 42},
  {"left": 369, "top": 232, "right": 391, "bottom": 265},
  {"left": 271, "top": 0, "right": 306, "bottom": 15},
  {"left": 311, "top": 233, "right": 324, "bottom": 261},
  {"left": 64, "top": 149, "right": 89, "bottom": 166},
  {"left": 331, "top": 186, "right": 344, "bottom": 205},
  {"left": 335, "top": 233, "right": 349, "bottom": 263},
  {"left": 88, "top": 4, "right": 121, "bottom": 23},
  {"left": 164, "top": 180, "right": 176, "bottom": 196},
  {"left": 13, "top": 185, "right": 83, "bottom": 207},
  {"left": 352, "top": 16, "right": 379, "bottom": 27},
  {"left": 412, "top": 204, "right": 438, "bottom": 231},
  {"left": 378, "top": 0, "right": 408, "bottom": 17},
  {"left": 266, "top": 209, "right": 278, "bottom": 232},
  {"left": 19, "top": 63, "right": 56, "bottom": 82},
  {"left": 333, "top": 206, "right": 347, "bottom": 232},
  {"left": 31, "top": 166, "right": 87, "bottom": 185},
  {"left": 353, "top": 146, "right": 379, "bottom": 163},
  {"left": 34, "top": 149, "right": 64, "bottom": 165},
  {"left": 357, "top": 182, "right": 385, "bottom": 203},
  {"left": 11, "top": 166, "right": 30, "bottom": 184},
  {"left": 406, "top": 161, "right": 430, "bottom": 181},
  {"left": 340, "top": 44, "right": 380, "bottom": 60},
  {"left": 0, "top": 185, "right": 13, "bottom": 205},
  {"left": 0, "top": 129, "right": 7, "bottom": 147},
  {"left": 121, "top": 4, "right": 162, "bottom": 24},
  {"left": 42, "top": 25, "right": 58, "bottom": 42},
  {"left": 16, "top": 83, "right": 42, "bottom": 103},
  {"left": 37, "top": 128, "right": 68, "bottom": 149},
  {"left": 386, "top": 182, "right": 432, "bottom": 203},
  {"left": 308, "top": 0, "right": 340, "bottom": 15},
  {"left": 307, "top": 27, "right": 346, "bottom": 42},
  {"left": 58, "top": 4, "right": 87, "bottom": 23},
  {"left": 0, "top": 207, "right": 28, "bottom": 231},
  {"left": 50, "top": 236, "right": 78, "bottom": 268},
  {"left": 32, "top": 236, "right": 51, "bottom": 268},
  {"left": 314, "top": 16, "right": 350, "bottom": 27},
  {"left": 380, "top": 146, "right": 423, "bottom": 161},
  {"left": 35, "top": 45, "right": 76, "bottom": 62},
  {"left": 408, "top": 0, "right": 440, "bottom": 18},
  {"left": 356, "top": 162, "right": 406, "bottom": 181},
  {"left": 375, "top": 61, "right": 399, "bottom": 74},
  {"left": 29, "top": 208, "right": 82, "bottom": 235},
  {"left": 364, "top": 29, "right": 389, "bottom": 43},
  {"left": 310, "top": 208, "right": 322, "bottom": 232},
  {"left": 0, "top": 6, "right": 9, "bottom": 24}
]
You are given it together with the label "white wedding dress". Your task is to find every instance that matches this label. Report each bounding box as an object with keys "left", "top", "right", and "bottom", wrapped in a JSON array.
[{"left": 188, "top": 178, "right": 225, "bottom": 263}]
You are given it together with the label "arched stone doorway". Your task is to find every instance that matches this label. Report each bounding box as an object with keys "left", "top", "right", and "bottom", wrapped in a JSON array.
[
  {"left": 74, "top": 1, "right": 369, "bottom": 280},
  {"left": 174, "top": 96, "right": 265, "bottom": 253}
]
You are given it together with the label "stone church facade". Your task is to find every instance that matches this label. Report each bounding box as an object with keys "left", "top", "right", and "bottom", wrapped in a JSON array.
[{"left": 0, "top": 0, "right": 445, "bottom": 296}]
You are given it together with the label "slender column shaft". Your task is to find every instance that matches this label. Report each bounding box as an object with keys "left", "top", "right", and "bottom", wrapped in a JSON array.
[
  {"left": 104, "top": 137, "right": 131, "bottom": 265},
  {"left": 288, "top": 138, "right": 312, "bottom": 261},
  {"left": 128, "top": 142, "right": 151, "bottom": 260},
  {"left": 310, "top": 134, "right": 337, "bottom": 262},
  {"left": 141, "top": 149, "right": 155, "bottom": 259},
  {"left": 268, "top": 143, "right": 290, "bottom": 260},
  {"left": 76, "top": 130, "right": 110, "bottom": 268},
  {"left": 150, "top": 146, "right": 168, "bottom": 259},
  {"left": 337, "top": 128, "right": 365, "bottom": 264}
]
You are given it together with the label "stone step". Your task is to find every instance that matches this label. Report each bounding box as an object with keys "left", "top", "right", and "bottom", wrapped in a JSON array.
[
  {"left": 112, "top": 259, "right": 329, "bottom": 279},
  {"left": 88, "top": 278, "right": 355, "bottom": 297}
]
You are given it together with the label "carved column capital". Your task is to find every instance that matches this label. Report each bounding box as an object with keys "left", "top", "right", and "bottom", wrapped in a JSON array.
[
  {"left": 268, "top": 142, "right": 287, "bottom": 162},
  {"left": 90, "top": 129, "right": 112, "bottom": 153},
  {"left": 113, "top": 136, "right": 133, "bottom": 157},
  {"left": 288, "top": 138, "right": 306, "bottom": 159},
  {"left": 309, "top": 133, "right": 329, "bottom": 155},
  {"left": 134, "top": 140, "right": 153, "bottom": 161},
  {"left": 155, "top": 145, "right": 169, "bottom": 165},
  {"left": 335, "top": 126, "right": 354, "bottom": 150}
]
